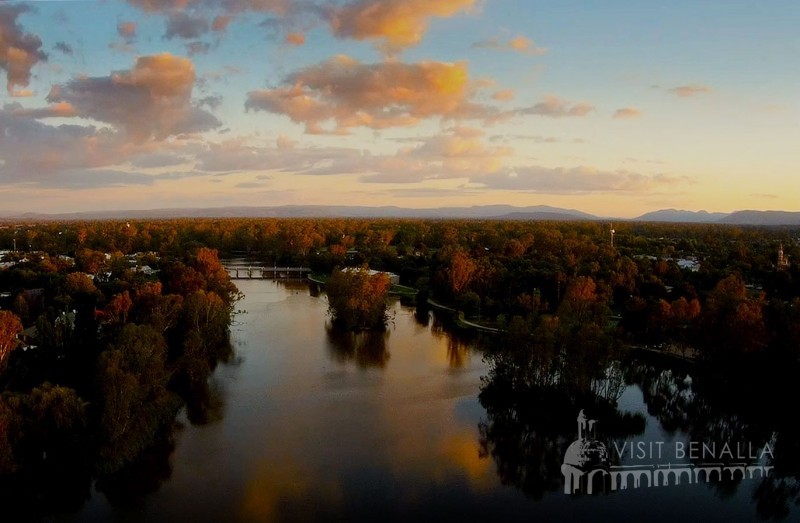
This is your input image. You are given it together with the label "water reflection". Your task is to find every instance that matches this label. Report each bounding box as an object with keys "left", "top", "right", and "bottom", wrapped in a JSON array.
[
  {"left": 8, "top": 278, "right": 800, "bottom": 520},
  {"left": 477, "top": 332, "right": 800, "bottom": 521},
  {"left": 478, "top": 343, "right": 646, "bottom": 499},
  {"left": 325, "top": 326, "right": 390, "bottom": 368}
]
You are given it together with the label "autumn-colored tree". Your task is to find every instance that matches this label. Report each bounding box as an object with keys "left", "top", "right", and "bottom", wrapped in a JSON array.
[
  {"left": 105, "top": 291, "right": 133, "bottom": 325},
  {"left": 326, "top": 268, "right": 391, "bottom": 331},
  {"left": 446, "top": 250, "right": 476, "bottom": 296},
  {"left": 132, "top": 282, "right": 184, "bottom": 333},
  {"left": 191, "top": 248, "right": 239, "bottom": 305},
  {"left": 75, "top": 248, "right": 106, "bottom": 275},
  {"left": 64, "top": 272, "right": 99, "bottom": 296},
  {"left": 557, "top": 276, "right": 609, "bottom": 327},
  {"left": 0, "top": 311, "right": 23, "bottom": 371},
  {"left": 702, "top": 274, "right": 767, "bottom": 356}
]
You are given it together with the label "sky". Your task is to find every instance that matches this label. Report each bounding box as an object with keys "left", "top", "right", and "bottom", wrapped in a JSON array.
[{"left": 0, "top": 0, "right": 797, "bottom": 217}]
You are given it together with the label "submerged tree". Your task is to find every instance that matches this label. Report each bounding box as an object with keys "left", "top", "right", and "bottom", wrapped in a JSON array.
[{"left": 326, "top": 267, "right": 391, "bottom": 331}]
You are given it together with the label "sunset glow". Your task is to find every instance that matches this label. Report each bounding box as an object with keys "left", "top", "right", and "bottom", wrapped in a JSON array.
[{"left": 0, "top": 1, "right": 797, "bottom": 216}]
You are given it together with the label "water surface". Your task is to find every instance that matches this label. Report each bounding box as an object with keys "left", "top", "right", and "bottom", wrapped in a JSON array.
[{"left": 66, "top": 279, "right": 788, "bottom": 522}]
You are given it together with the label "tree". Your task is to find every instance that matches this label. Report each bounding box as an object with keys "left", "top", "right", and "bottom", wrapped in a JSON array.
[
  {"left": 557, "top": 276, "right": 609, "bottom": 327},
  {"left": 97, "top": 324, "right": 178, "bottom": 472},
  {"left": 63, "top": 272, "right": 99, "bottom": 297},
  {"left": 702, "top": 274, "right": 767, "bottom": 356},
  {"left": 105, "top": 291, "right": 133, "bottom": 326},
  {"left": 447, "top": 250, "right": 476, "bottom": 296},
  {"left": 0, "top": 311, "right": 23, "bottom": 371},
  {"left": 326, "top": 268, "right": 391, "bottom": 331}
]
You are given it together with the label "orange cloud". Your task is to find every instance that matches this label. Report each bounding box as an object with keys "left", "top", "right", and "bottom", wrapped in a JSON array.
[
  {"left": 613, "top": 107, "right": 642, "bottom": 119},
  {"left": 117, "top": 21, "right": 138, "bottom": 40},
  {"left": 48, "top": 53, "right": 220, "bottom": 141},
  {"left": 212, "top": 15, "right": 233, "bottom": 32},
  {"left": 0, "top": 5, "right": 47, "bottom": 94},
  {"left": 329, "top": 0, "right": 477, "bottom": 53},
  {"left": 668, "top": 84, "right": 712, "bottom": 97},
  {"left": 11, "top": 101, "right": 77, "bottom": 119},
  {"left": 246, "top": 55, "right": 497, "bottom": 133},
  {"left": 474, "top": 35, "right": 547, "bottom": 55},
  {"left": 492, "top": 89, "right": 515, "bottom": 102},
  {"left": 10, "top": 89, "right": 35, "bottom": 98},
  {"left": 284, "top": 32, "right": 306, "bottom": 46}
]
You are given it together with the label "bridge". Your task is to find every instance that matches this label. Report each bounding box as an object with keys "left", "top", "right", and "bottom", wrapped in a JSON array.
[{"left": 223, "top": 266, "right": 311, "bottom": 280}]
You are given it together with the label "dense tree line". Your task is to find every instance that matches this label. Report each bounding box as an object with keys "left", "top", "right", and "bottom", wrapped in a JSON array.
[
  {"left": 0, "top": 245, "right": 237, "bottom": 512},
  {"left": 2, "top": 218, "right": 799, "bottom": 361}
]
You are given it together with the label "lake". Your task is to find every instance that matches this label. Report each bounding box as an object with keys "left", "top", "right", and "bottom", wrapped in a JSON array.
[{"left": 59, "top": 279, "right": 793, "bottom": 522}]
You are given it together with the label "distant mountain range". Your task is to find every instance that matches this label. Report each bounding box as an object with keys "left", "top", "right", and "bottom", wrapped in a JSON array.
[
  {"left": 1, "top": 205, "right": 799, "bottom": 225},
  {"left": 634, "top": 209, "right": 728, "bottom": 223},
  {"left": 633, "top": 209, "right": 800, "bottom": 225}
]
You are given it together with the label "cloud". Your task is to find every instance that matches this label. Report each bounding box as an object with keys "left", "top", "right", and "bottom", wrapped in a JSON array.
[
  {"left": 185, "top": 126, "right": 509, "bottom": 184},
  {"left": 126, "top": 0, "right": 298, "bottom": 15},
  {"left": 125, "top": 0, "right": 196, "bottom": 11},
  {"left": 668, "top": 84, "right": 712, "bottom": 97},
  {"left": 235, "top": 181, "right": 270, "bottom": 189},
  {"left": 359, "top": 128, "right": 510, "bottom": 183},
  {"left": 0, "top": 102, "right": 216, "bottom": 189},
  {"left": 9, "top": 89, "right": 34, "bottom": 98},
  {"left": 197, "top": 94, "right": 223, "bottom": 110},
  {"left": 10, "top": 101, "right": 77, "bottom": 119},
  {"left": 613, "top": 107, "right": 642, "bottom": 119},
  {"left": 54, "top": 41, "right": 74, "bottom": 56},
  {"left": 750, "top": 193, "right": 778, "bottom": 200},
  {"left": 276, "top": 134, "right": 296, "bottom": 150},
  {"left": 0, "top": 103, "right": 127, "bottom": 184},
  {"left": 473, "top": 35, "right": 547, "bottom": 55},
  {"left": 164, "top": 12, "right": 210, "bottom": 40},
  {"left": 212, "top": 15, "right": 233, "bottom": 32},
  {"left": 491, "top": 133, "right": 560, "bottom": 144},
  {"left": 329, "top": 0, "right": 477, "bottom": 53},
  {"left": 492, "top": 89, "right": 515, "bottom": 102},
  {"left": 117, "top": 21, "right": 138, "bottom": 41},
  {"left": 186, "top": 41, "right": 212, "bottom": 55},
  {"left": 472, "top": 165, "right": 689, "bottom": 193},
  {"left": 266, "top": 127, "right": 510, "bottom": 183},
  {"left": 284, "top": 32, "right": 306, "bottom": 45},
  {"left": 47, "top": 53, "right": 220, "bottom": 141},
  {"left": 130, "top": 151, "right": 191, "bottom": 168},
  {"left": 0, "top": 4, "right": 48, "bottom": 93},
  {"left": 245, "top": 55, "right": 497, "bottom": 133},
  {"left": 516, "top": 95, "right": 595, "bottom": 118},
  {"left": 387, "top": 187, "right": 480, "bottom": 198}
]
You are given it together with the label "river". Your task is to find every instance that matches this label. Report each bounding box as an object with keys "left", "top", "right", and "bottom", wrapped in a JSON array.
[{"left": 60, "top": 279, "right": 794, "bottom": 522}]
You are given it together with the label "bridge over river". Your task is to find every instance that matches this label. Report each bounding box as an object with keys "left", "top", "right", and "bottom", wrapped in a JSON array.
[{"left": 223, "top": 266, "right": 311, "bottom": 280}]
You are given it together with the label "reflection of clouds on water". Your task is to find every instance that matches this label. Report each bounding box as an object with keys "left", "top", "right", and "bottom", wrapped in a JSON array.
[{"left": 239, "top": 459, "right": 345, "bottom": 522}]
